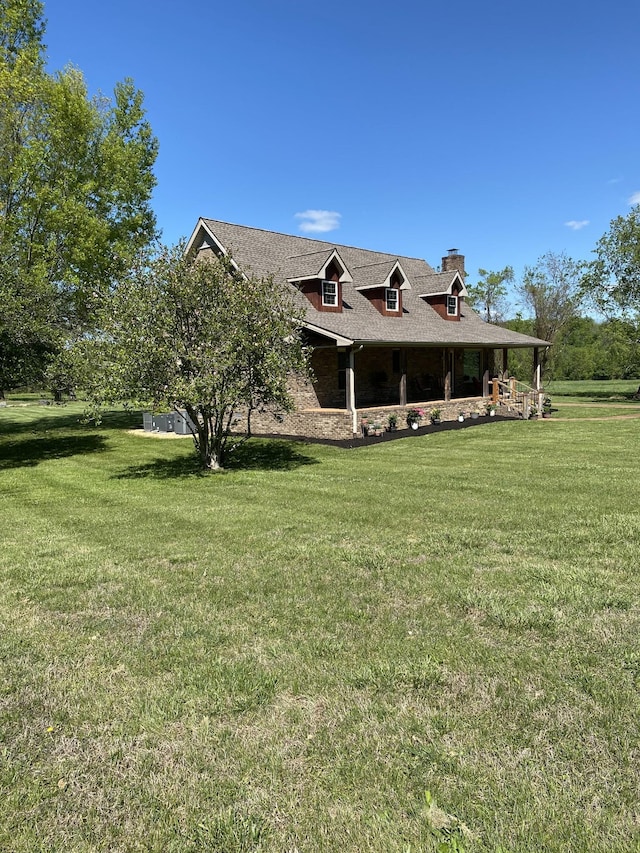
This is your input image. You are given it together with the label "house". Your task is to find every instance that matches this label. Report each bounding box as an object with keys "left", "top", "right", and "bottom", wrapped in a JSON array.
[{"left": 186, "top": 218, "right": 549, "bottom": 440}]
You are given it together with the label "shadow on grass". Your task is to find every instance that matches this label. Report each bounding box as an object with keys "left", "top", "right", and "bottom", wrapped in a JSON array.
[
  {"left": 227, "top": 439, "right": 319, "bottom": 471},
  {"left": 115, "top": 439, "right": 319, "bottom": 479},
  {"left": 0, "top": 433, "right": 108, "bottom": 470},
  {"left": 0, "top": 406, "right": 140, "bottom": 437},
  {"left": 115, "top": 453, "right": 207, "bottom": 479},
  {"left": 557, "top": 389, "right": 640, "bottom": 402}
]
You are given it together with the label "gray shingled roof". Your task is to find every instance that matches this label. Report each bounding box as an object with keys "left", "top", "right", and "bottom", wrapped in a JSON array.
[
  {"left": 285, "top": 249, "right": 335, "bottom": 280},
  {"left": 414, "top": 271, "right": 461, "bottom": 296},
  {"left": 352, "top": 259, "right": 402, "bottom": 290},
  {"left": 194, "top": 219, "right": 549, "bottom": 348}
]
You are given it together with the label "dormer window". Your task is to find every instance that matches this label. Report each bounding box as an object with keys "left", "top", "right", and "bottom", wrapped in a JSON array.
[
  {"left": 322, "top": 280, "right": 338, "bottom": 307},
  {"left": 385, "top": 288, "right": 399, "bottom": 312},
  {"left": 447, "top": 295, "right": 458, "bottom": 316}
]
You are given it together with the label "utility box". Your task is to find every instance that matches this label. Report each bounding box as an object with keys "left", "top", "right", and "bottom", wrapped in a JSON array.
[
  {"left": 142, "top": 412, "right": 175, "bottom": 432},
  {"left": 143, "top": 410, "right": 194, "bottom": 434},
  {"left": 155, "top": 413, "right": 175, "bottom": 432},
  {"left": 174, "top": 410, "right": 195, "bottom": 435}
]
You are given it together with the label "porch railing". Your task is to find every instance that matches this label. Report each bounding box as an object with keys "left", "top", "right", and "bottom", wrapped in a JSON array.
[{"left": 491, "top": 377, "right": 544, "bottom": 419}]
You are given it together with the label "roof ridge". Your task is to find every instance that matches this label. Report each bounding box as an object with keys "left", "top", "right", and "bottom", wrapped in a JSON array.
[
  {"left": 201, "top": 217, "right": 430, "bottom": 264},
  {"left": 286, "top": 248, "right": 336, "bottom": 260},
  {"left": 352, "top": 258, "right": 399, "bottom": 270},
  {"left": 413, "top": 271, "right": 455, "bottom": 279}
]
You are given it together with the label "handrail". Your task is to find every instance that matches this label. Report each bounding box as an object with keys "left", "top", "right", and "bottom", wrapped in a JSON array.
[
  {"left": 491, "top": 377, "right": 544, "bottom": 418},
  {"left": 492, "top": 377, "right": 539, "bottom": 396}
]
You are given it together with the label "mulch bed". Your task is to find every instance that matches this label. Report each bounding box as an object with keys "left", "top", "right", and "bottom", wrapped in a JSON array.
[{"left": 257, "top": 414, "right": 516, "bottom": 449}]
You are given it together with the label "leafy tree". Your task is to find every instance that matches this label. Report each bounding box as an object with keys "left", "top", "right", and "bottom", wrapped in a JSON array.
[
  {"left": 503, "top": 313, "right": 640, "bottom": 381},
  {"left": 466, "top": 265, "right": 514, "bottom": 323},
  {"left": 0, "top": 0, "right": 157, "bottom": 396},
  {"left": 596, "top": 318, "right": 640, "bottom": 379},
  {"left": 500, "top": 315, "right": 536, "bottom": 381},
  {"left": 518, "top": 252, "right": 583, "bottom": 372},
  {"left": 552, "top": 316, "right": 600, "bottom": 380},
  {"left": 582, "top": 205, "right": 640, "bottom": 316},
  {"left": 0, "top": 259, "right": 57, "bottom": 393},
  {"left": 76, "top": 245, "right": 310, "bottom": 471}
]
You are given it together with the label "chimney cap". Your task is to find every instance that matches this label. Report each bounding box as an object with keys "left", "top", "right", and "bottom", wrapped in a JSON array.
[{"left": 447, "top": 248, "right": 460, "bottom": 256}]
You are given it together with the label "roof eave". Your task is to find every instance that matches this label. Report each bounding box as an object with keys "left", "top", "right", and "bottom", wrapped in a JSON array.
[
  {"left": 347, "top": 336, "right": 552, "bottom": 348},
  {"left": 303, "top": 321, "right": 353, "bottom": 347}
]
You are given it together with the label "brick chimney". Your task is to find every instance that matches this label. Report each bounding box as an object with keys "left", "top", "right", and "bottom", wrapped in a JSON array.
[{"left": 441, "top": 248, "right": 465, "bottom": 277}]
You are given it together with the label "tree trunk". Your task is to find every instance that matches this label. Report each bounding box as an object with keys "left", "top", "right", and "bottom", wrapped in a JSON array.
[
  {"left": 200, "top": 416, "right": 225, "bottom": 471},
  {"left": 201, "top": 429, "right": 222, "bottom": 470},
  {"left": 183, "top": 404, "right": 229, "bottom": 471}
]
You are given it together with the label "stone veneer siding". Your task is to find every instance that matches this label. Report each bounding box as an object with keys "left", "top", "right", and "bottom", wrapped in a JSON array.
[
  {"left": 357, "top": 399, "right": 487, "bottom": 431},
  {"left": 239, "top": 397, "right": 489, "bottom": 441}
]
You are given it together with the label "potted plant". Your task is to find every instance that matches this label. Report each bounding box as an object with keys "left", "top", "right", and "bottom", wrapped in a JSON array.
[
  {"left": 406, "top": 407, "right": 425, "bottom": 430},
  {"left": 387, "top": 413, "right": 398, "bottom": 432},
  {"left": 529, "top": 404, "right": 538, "bottom": 419},
  {"left": 457, "top": 411, "right": 465, "bottom": 423},
  {"left": 542, "top": 395, "right": 552, "bottom": 418},
  {"left": 471, "top": 409, "right": 479, "bottom": 420},
  {"left": 430, "top": 408, "right": 441, "bottom": 425},
  {"left": 485, "top": 402, "right": 497, "bottom": 417}
]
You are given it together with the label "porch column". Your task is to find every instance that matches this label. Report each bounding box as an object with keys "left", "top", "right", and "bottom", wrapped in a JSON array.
[
  {"left": 533, "top": 347, "right": 543, "bottom": 419},
  {"left": 502, "top": 347, "right": 509, "bottom": 378},
  {"left": 346, "top": 348, "right": 357, "bottom": 432},
  {"left": 399, "top": 349, "right": 407, "bottom": 406},
  {"left": 533, "top": 348, "right": 541, "bottom": 390},
  {"left": 482, "top": 350, "right": 490, "bottom": 397},
  {"left": 444, "top": 349, "right": 452, "bottom": 402}
]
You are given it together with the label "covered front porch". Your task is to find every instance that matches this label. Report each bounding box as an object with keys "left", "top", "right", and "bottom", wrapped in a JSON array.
[
  {"left": 248, "top": 342, "right": 546, "bottom": 441},
  {"left": 309, "top": 343, "right": 544, "bottom": 430}
]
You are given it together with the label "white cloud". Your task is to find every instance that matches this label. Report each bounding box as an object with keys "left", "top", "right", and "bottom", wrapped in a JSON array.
[
  {"left": 564, "top": 220, "right": 590, "bottom": 231},
  {"left": 628, "top": 191, "right": 640, "bottom": 205},
  {"left": 295, "top": 210, "right": 341, "bottom": 234}
]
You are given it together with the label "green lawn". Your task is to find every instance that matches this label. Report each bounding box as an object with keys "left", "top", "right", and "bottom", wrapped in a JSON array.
[
  {"left": 545, "top": 379, "right": 640, "bottom": 420},
  {"left": 549, "top": 404, "right": 640, "bottom": 419},
  {"left": 546, "top": 378, "right": 640, "bottom": 401},
  {"left": 1, "top": 401, "right": 639, "bottom": 852}
]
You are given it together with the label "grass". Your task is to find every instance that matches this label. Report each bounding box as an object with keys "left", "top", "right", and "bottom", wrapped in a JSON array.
[
  {"left": 544, "top": 379, "right": 640, "bottom": 420},
  {"left": 546, "top": 378, "right": 640, "bottom": 401},
  {"left": 1, "top": 397, "right": 639, "bottom": 852},
  {"left": 548, "top": 404, "right": 640, "bottom": 419}
]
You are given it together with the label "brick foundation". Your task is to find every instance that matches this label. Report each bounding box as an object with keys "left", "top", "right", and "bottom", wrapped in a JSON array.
[{"left": 247, "top": 408, "right": 354, "bottom": 440}]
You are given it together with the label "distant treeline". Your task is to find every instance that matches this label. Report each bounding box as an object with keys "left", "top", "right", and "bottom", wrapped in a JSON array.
[{"left": 503, "top": 316, "right": 640, "bottom": 382}]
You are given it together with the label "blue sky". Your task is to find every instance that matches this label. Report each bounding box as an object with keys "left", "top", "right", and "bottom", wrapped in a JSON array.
[{"left": 44, "top": 0, "right": 639, "bottom": 291}]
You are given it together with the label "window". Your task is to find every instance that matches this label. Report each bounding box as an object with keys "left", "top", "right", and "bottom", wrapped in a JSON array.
[
  {"left": 385, "top": 287, "right": 399, "bottom": 312},
  {"left": 322, "top": 280, "right": 338, "bottom": 306},
  {"left": 447, "top": 295, "right": 458, "bottom": 316}
]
